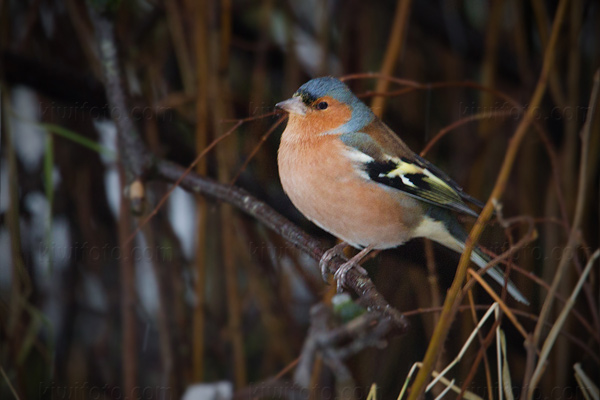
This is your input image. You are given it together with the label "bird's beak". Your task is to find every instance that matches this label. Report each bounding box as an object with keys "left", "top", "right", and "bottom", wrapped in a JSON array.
[{"left": 276, "top": 97, "right": 307, "bottom": 116}]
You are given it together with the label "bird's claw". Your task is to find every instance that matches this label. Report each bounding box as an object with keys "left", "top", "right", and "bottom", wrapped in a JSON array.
[
  {"left": 320, "top": 242, "right": 371, "bottom": 292},
  {"left": 319, "top": 255, "right": 334, "bottom": 282},
  {"left": 333, "top": 261, "right": 368, "bottom": 292},
  {"left": 319, "top": 243, "right": 348, "bottom": 282}
]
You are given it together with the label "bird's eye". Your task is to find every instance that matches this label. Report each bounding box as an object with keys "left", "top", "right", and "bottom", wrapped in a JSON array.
[{"left": 316, "top": 101, "right": 328, "bottom": 110}]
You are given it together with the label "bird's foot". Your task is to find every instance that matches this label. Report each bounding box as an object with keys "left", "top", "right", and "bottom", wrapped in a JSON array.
[
  {"left": 319, "top": 242, "right": 348, "bottom": 282},
  {"left": 320, "top": 243, "right": 375, "bottom": 292},
  {"left": 333, "top": 260, "right": 368, "bottom": 292}
]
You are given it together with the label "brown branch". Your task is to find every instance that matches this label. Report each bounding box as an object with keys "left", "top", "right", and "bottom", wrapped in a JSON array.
[
  {"left": 87, "top": 3, "right": 409, "bottom": 334},
  {"left": 87, "top": 5, "right": 152, "bottom": 182},
  {"left": 87, "top": 3, "right": 145, "bottom": 393},
  {"left": 154, "top": 159, "right": 409, "bottom": 332}
]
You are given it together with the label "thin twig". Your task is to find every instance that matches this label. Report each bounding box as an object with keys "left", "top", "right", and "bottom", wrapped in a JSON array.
[
  {"left": 423, "top": 239, "right": 441, "bottom": 328},
  {"left": 154, "top": 159, "right": 409, "bottom": 332},
  {"left": 457, "top": 318, "right": 503, "bottom": 400},
  {"left": 466, "top": 291, "right": 494, "bottom": 400},
  {"left": 532, "top": 69, "right": 600, "bottom": 346},
  {"left": 87, "top": 5, "right": 152, "bottom": 181},
  {"left": 478, "top": 0, "right": 503, "bottom": 137},
  {"left": 125, "top": 121, "right": 241, "bottom": 245},
  {"left": 229, "top": 115, "right": 287, "bottom": 185},
  {"left": 467, "top": 270, "right": 528, "bottom": 339},
  {"left": 406, "top": 1, "right": 570, "bottom": 397},
  {"left": 0, "top": 365, "right": 20, "bottom": 400},
  {"left": 420, "top": 110, "right": 514, "bottom": 157},
  {"left": 527, "top": 249, "right": 600, "bottom": 398},
  {"left": 370, "top": 0, "right": 413, "bottom": 117},
  {"left": 401, "top": 305, "right": 599, "bottom": 365}
]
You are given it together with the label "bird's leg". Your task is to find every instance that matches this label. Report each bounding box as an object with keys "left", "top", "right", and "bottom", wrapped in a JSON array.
[
  {"left": 334, "top": 244, "right": 375, "bottom": 293},
  {"left": 320, "top": 242, "right": 349, "bottom": 282}
]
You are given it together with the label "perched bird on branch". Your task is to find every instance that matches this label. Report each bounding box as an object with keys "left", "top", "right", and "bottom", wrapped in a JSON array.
[{"left": 276, "top": 77, "right": 528, "bottom": 304}]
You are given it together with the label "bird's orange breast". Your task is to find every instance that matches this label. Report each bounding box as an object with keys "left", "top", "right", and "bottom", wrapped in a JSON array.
[{"left": 278, "top": 129, "right": 422, "bottom": 249}]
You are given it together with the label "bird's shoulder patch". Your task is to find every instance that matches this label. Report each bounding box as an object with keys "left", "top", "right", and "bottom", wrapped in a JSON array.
[{"left": 366, "top": 157, "right": 479, "bottom": 217}]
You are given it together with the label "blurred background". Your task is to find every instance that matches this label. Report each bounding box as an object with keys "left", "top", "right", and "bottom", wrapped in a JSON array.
[{"left": 1, "top": 0, "right": 599, "bottom": 399}]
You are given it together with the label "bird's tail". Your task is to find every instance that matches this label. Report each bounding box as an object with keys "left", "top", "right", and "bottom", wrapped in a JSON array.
[
  {"left": 418, "top": 214, "right": 529, "bottom": 305},
  {"left": 468, "top": 245, "right": 530, "bottom": 305}
]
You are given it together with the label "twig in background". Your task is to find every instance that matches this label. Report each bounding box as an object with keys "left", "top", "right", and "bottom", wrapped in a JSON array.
[
  {"left": 532, "top": 70, "right": 600, "bottom": 346},
  {"left": 404, "top": 304, "right": 599, "bottom": 365},
  {"left": 407, "top": 0, "right": 570, "bottom": 396},
  {"left": 0, "top": 365, "right": 20, "bottom": 400},
  {"left": 574, "top": 363, "right": 599, "bottom": 400},
  {"left": 528, "top": 249, "right": 600, "bottom": 398},
  {"left": 466, "top": 291, "right": 494, "bottom": 400},
  {"left": 370, "top": 0, "right": 413, "bottom": 117},
  {"left": 366, "top": 383, "right": 378, "bottom": 400},
  {"left": 189, "top": 0, "right": 210, "bottom": 382},
  {"left": 164, "top": 0, "right": 195, "bottom": 95},
  {"left": 420, "top": 110, "right": 514, "bottom": 157},
  {"left": 117, "top": 166, "right": 137, "bottom": 394},
  {"left": 427, "top": 303, "right": 499, "bottom": 392},
  {"left": 531, "top": 0, "right": 567, "bottom": 108},
  {"left": 457, "top": 318, "right": 503, "bottom": 400},
  {"left": 155, "top": 159, "right": 410, "bottom": 332},
  {"left": 229, "top": 115, "right": 287, "bottom": 185},
  {"left": 434, "top": 379, "right": 455, "bottom": 400},
  {"left": 397, "top": 362, "right": 482, "bottom": 400},
  {"left": 478, "top": 0, "right": 503, "bottom": 138},
  {"left": 87, "top": 6, "right": 152, "bottom": 181},
  {"left": 499, "top": 331, "right": 514, "bottom": 400},
  {"left": 295, "top": 301, "right": 394, "bottom": 399},
  {"left": 140, "top": 222, "right": 182, "bottom": 397},
  {"left": 125, "top": 120, "right": 241, "bottom": 245},
  {"left": 467, "top": 271, "right": 527, "bottom": 340},
  {"left": 423, "top": 239, "right": 441, "bottom": 328}
]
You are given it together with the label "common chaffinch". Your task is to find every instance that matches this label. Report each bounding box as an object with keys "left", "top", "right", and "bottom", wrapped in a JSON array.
[{"left": 276, "top": 77, "right": 528, "bottom": 305}]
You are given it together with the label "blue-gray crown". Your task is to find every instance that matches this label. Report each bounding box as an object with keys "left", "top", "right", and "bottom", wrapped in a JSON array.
[
  {"left": 295, "top": 77, "right": 354, "bottom": 104},
  {"left": 294, "top": 77, "right": 374, "bottom": 134}
]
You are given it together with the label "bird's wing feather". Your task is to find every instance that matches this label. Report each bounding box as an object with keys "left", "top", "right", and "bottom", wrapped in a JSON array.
[
  {"left": 412, "top": 153, "right": 486, "bottom": 209},
  {"left": 340, "top": 128, "right": 479, "bottom": 217},
  {"left": 363, "top": 120, "right": 486, "bottom": 208}
]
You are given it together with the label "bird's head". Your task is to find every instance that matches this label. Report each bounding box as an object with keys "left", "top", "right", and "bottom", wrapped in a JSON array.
[{"left": 276, "top": 77, "right": 374, "bottom": 136}]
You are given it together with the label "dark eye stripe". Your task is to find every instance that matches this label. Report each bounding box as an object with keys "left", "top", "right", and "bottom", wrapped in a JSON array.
[{"left": 295, "top": 90, "right": 316, "bottom": 104}]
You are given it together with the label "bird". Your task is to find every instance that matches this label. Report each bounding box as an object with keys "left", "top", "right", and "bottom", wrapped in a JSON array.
[{"left": 275, "top": 76, "right": 528, "bottom": 305}]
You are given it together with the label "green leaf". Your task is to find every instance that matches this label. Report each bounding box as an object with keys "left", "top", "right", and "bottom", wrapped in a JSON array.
[{"left": 40, "top": 123, "right": 115, "bottom": 157}]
